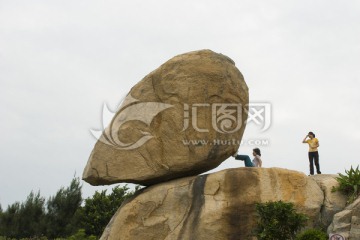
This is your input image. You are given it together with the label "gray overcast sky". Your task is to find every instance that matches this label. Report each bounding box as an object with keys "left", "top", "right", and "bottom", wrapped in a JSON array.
[{"left": 1, "top": 0, "right": 360, "bottom": 207}]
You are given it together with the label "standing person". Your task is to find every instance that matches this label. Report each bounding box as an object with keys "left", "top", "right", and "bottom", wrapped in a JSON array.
[
  {"left": 233, "top": 148, "right": 262, "bottom": 167},
  {"left": 302, "top": 131, "right": 321, "bottom": 175}
]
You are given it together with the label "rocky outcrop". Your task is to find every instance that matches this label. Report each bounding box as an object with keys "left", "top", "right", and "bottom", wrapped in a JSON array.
[
  {"left": 100, "top": 168, "right": 324, "bottom": 240},
  {"left": 82, "top": 50, "right": 352, "bottom": 240},
  {"left": 310, "top": 174, "right": 347, "bottom": 227},
  {"left": 83, "top": 50, "right": 249, "bottom": 186},
  {"left": 328, "top": 197, "right": 360, "bottom": 239}
]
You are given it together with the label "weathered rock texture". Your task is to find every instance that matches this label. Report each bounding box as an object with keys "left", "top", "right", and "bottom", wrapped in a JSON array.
[
  {"left": 100, "top": 168, "right": 325, "bottom": 240},
  {"left": 310, "top": 174, "right": 347, "bottom": 227},
  {"left": 328, "top": 197, "right": 360, "bottom": 239},
  {"left": 83, "top": 50, "right": 249, "bottom": 186}
]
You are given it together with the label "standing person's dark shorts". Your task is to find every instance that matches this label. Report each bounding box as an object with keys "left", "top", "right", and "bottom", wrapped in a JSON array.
[{"left": 302, "top": 131, "right": 321, "bottom": 175}]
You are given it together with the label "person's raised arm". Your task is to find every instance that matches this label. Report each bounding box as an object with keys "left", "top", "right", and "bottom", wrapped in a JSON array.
[{"left": 302, "top": 134, "right": 309, "bottom": 143}]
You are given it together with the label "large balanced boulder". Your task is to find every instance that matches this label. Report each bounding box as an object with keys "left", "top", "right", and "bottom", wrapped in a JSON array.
[
  {"left": 100, "top": 168, "right": 324, "bottom": 240},
  {"left": 83, "top": 50, "right": 249, "bottom": 186}
]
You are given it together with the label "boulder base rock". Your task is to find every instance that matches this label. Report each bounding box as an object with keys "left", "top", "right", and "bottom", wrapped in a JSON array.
[
  {"left": 83, "top": 50, "right": 249, "bottom": 186},
  {"left": 310, "top": 174, "right": 347, "bottom": 227},
  {"left": 100, "top": 168, "right": 324, "bottom": 240},
  {"left": 328, "top": 197, "right": 360, "bottom": 239}
]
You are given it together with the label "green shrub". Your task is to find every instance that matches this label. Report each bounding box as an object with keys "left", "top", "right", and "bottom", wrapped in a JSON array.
[
  {"left": 66, "top": 229, "right": 96, "bottom": 240},
  {"left": 20, "top": 238, "right": 48, "bottom": 240},
  {"left": 0, "top": 237, "right": 11, "bottom": 240},
  {"left": 296, "top": 229, "right": 327, "bottom": 240},
  {"left": 80, "top": 185, "right": 140, "bottom": 237},
  {"left": 332, "top": 165, "right": 360, "bottom": 203},
  {"left": 0, "top": 237, "right": 48, "bottom": 240},
  {"left": 255, "top": 201, "right": 309, "bottom": 240}
]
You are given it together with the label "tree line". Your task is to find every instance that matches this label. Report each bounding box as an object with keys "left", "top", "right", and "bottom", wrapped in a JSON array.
[{"left": 0, "top": 177, "right": 139, "bottom": 239}]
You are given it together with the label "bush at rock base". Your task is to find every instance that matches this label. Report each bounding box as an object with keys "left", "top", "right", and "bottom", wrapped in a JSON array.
[
  {"left": 296, "top": 229, "right": 328, "bottom": 240},
  {"left": 255, "top": 201, "right": 309, "bottom": 240}
]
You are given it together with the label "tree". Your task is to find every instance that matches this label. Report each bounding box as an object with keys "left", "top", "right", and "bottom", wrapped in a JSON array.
[
  {"left": 45, "top": 177, "right": 82, "bottom": 238},
  {"left": 255, "top": 201, "right": 309, "bottom": 240},
  {"left": 80, "top": 185, "right": 139, "bottom": 237},
  {"left": 0, "top": 178, "right": 140, "bottom": 239},
  {"left": 0, "top": 204, "right": 2, "bottom": 227},
  {"left": 17, "top": 191, "right": 46, "bottom": 238},
  {"left": 0, "top": 202, "right": 20, "bottom": 238},
  {"left": 0, "top": 177, "right": 83, "bottom": 239},
  {"left": 0, "top": 193, "right": 46, "bottom": 238}
]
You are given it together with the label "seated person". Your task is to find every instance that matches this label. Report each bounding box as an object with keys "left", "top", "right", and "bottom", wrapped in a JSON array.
[{"left": 233, "top": 148, "right": 262, "bottom": 167}]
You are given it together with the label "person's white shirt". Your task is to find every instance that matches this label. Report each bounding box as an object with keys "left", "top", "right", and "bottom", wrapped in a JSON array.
[{"left": 252, "top": 155, "right": 262, "bottom": 167}]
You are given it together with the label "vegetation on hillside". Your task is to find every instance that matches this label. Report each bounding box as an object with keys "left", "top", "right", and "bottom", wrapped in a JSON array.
[{"left": 0, "top": 177, "right": 140, "bottom": 239}]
